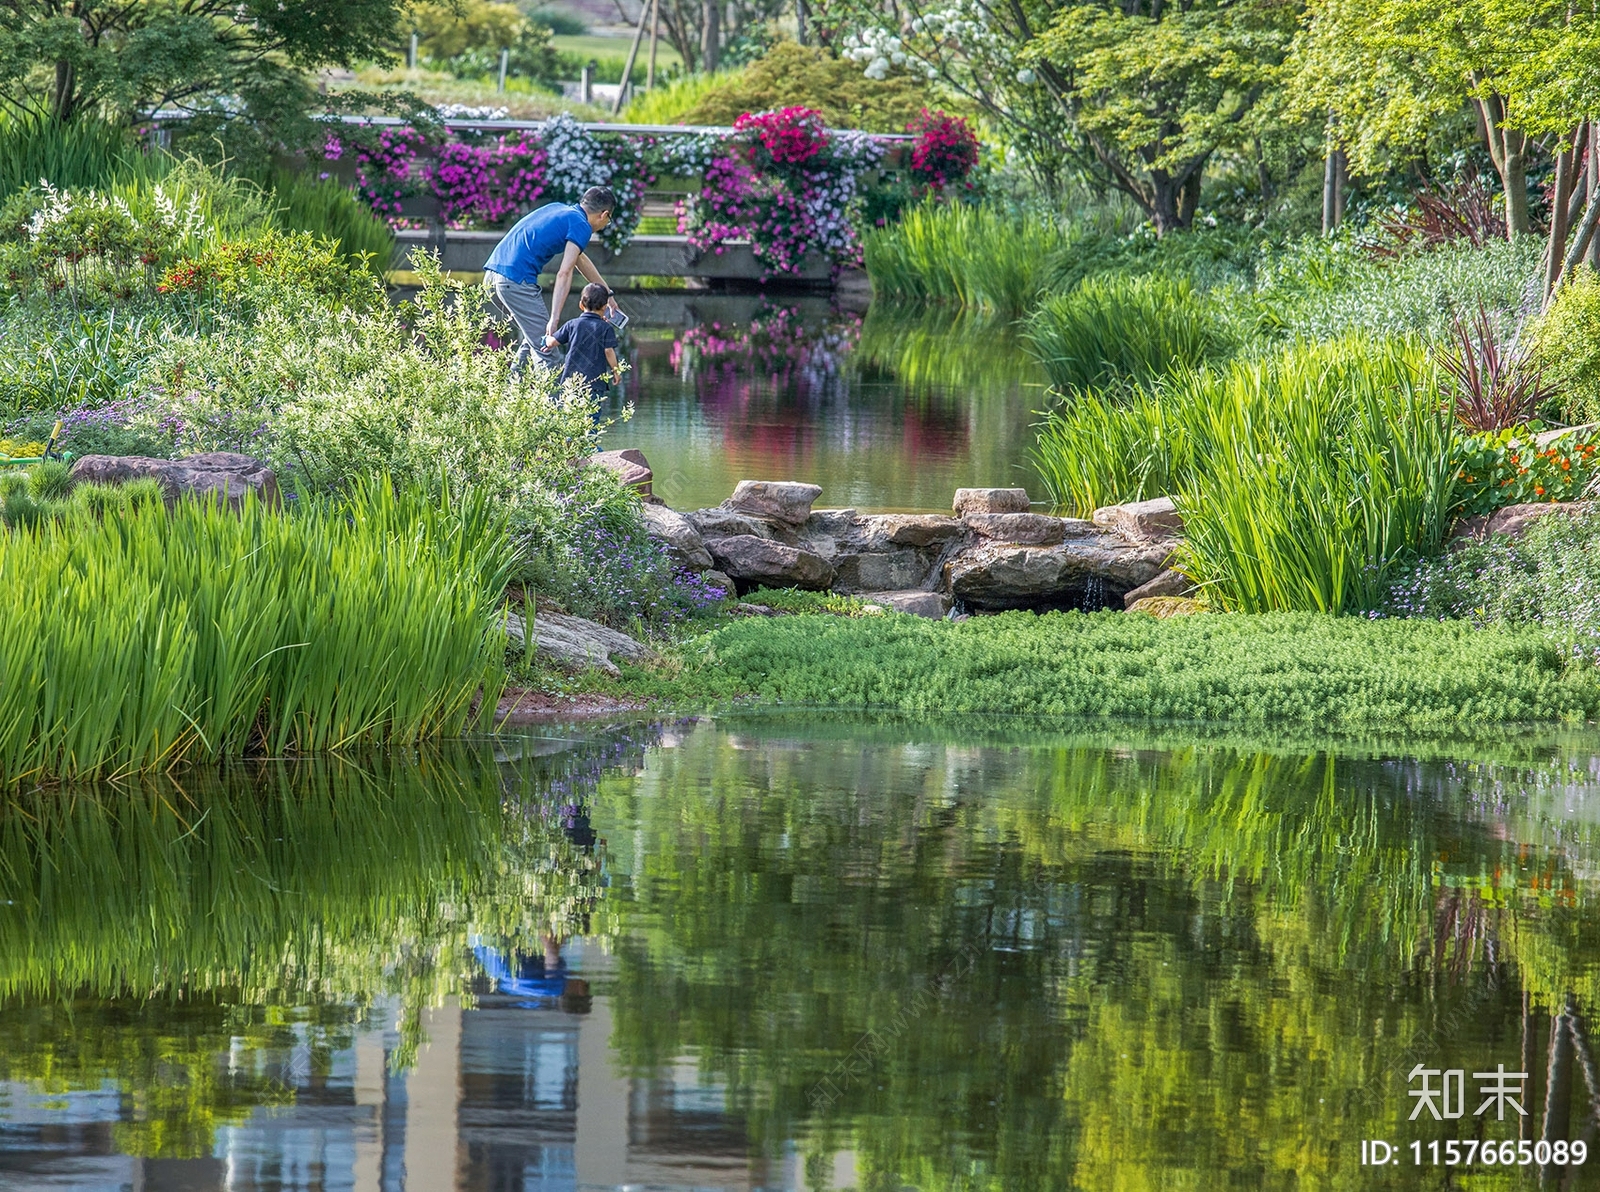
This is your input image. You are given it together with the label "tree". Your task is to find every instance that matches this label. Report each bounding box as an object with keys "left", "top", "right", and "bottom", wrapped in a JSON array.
[
  {"left": 1292, "top": 0, "right": 1600, "bottom": 296},
  {"left": 828, "top": 0, "right": 1296, "bottom": 230},
  {"left": 0, "top": 0, "right": 407, "bottom": 124}
]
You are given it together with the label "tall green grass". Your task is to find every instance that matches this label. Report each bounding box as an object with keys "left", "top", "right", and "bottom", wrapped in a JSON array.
[
  {"left": 264, "top": 167, "right": 394, "bottom": 266},
  {"left": 1026, "top": 274, "right": 1232, "bottom": 394},
  {"left": 1176, "top": 340, "right": 1458, "bottom": 613},
  {"left": 0, "top": 480, "right": 513, "bottom": 780},
  {"left": 1032, "top": 339, "right": 1459, "bottom": 612},
  {"left": 863, "top": 202, "right": 1072, "bottom": 316},
  {"left": 0, "top": 113, "right": 157, "bottom": 198}
]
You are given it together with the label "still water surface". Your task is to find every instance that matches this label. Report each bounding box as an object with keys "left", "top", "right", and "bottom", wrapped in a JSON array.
[
  {"left": 595, "top": 297, "right": 1047, "bottom": 513},
  {"left": 5, "top": 717, "right": 1600, "bottom": 1188}
]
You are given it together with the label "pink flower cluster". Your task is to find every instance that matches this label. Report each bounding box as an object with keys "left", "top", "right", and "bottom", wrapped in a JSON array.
[
  {"left": 907, "top": 109, "right": 980, "bottom": 191},
  {"left": 430, "top": 137, "right": 548, "bottom": 225},
  {"left": 734, "top": 107, "right": 828, "bottom": 167},
  {"left": 685, "top": 111, "right": 883, "bottom": 276}
]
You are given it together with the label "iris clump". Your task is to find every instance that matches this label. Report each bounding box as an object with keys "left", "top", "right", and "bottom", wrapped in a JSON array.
[{"left": 0, "top": 479, "right": 513, "bottom": 780}]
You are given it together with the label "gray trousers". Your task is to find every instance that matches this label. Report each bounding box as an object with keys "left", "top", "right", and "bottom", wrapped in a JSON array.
[{"left": 486, "top": 272, "right": 561, "bottom": 376}]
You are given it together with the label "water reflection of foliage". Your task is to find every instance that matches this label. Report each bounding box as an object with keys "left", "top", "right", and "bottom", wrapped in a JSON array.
[
  {"left": 0, "top": 731, "right": 654, "bottom": 1157},
  {"left": 594, "top": 720, "right": 1600, "bottom": 1190},
  {"left": 855, "top": 303, "right": 1049, "bottom": 396},
  {"left": 669, "top": 302, "right": 862, "bottom": 391}
]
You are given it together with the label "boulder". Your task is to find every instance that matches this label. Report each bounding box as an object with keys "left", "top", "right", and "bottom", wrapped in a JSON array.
[
  {"left": 860, "top": 590, "right": 953, "bottom": 619},
  {"left": 69, "top": 452, "right": 280, "bottom": 508},
  {"left": 832, "top": 549, "right": 938, "bottom": 594},
  {"left": 860, "top": 513, "right": 967, "bottom": 548},
  {"left": 962, "top": 512, "right": 1072, "bottom": 546},
  {"left": 641, "top": 503, "right": 713, "bottom": 571},
  {"left": 708, "top": 534, "right": 836, "bottom": 591},
  {"left": 724, "top": 480, "right": 822, "bottom": 526},
  {"left": 953, "top": 487, "right": 1031, "bottom": 515},
  {"left": 506, "top": 610, "right": 656, "bottom": 676},
  {"left": 1450, "top": 501, "right": 1590, "bottom": 545},
  {"left": 1092, "top": 496, "right": 1185, "bottom": 544},
  {"left": 1122, "top": 568, "right": 1197, "bottom": 608},
  {"left": 944, "top": 536, "right": 1170, "bottom": 611},
  {"left": 689, "top": 507, "right": 779, "bottom": 541},
  {"left": 587, "top": 448, "right": 654, "bottom": 498}
]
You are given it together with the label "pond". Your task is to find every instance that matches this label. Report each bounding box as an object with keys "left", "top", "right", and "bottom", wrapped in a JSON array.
[
  {"left": 594, "top": 297, "right": 1049, "bottom": 514},
  {"left": 6, "top": 715, "right": 1600, "bottom": 1189}
]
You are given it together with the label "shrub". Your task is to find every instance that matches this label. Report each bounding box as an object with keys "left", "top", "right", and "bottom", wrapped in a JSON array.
[
  {"left": 1386, "top": 507, "right": 1600, "bottom": 666},
  {"left": 1026, "top": 274, "right": 1232, "bottom": 395},
  {"left": 906, "top": 109, "right": 979, "bottom": 192},
  {"left": 0, "top": 480, "right": 513, "bottom": 779},
  {"left": 1530, "top": 270, "right": 1600, "bottom": 424},
  {"left": 685, "top": 609, "right": 1600, "bottom": 730},
  {"left": 1439, "top": 307, "right": 1553, "bottom": 432},
  {"left": 675, "top": 43, "right": 938, "bottom": 133}
]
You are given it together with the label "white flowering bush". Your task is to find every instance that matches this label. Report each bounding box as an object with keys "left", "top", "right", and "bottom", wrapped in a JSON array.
[{"left": 538, "top": 113, "right": 647, "bottom": 250}]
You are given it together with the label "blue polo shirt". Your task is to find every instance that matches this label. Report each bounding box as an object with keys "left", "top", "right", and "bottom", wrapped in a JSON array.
[{"left": 485, "top": 203, "right": 592, "bottom": 284}]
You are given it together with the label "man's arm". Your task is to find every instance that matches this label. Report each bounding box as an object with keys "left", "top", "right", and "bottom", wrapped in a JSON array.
[{"left": 546, "top": 242, "right": 584, "bottom": 337}]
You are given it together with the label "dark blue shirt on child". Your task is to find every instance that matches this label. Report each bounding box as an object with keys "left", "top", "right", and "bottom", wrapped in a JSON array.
[{"left": 553, "top": 311, "right": 618, "bottom": 392}]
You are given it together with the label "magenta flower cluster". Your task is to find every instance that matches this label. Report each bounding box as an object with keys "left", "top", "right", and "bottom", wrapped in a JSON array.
[
  {"left": 906, "top": 109, "right": 980, "bottom": 191},
  {"left": 429, "top": 137, "right": 548, "bottom": 225},
  {"left": 684, "top": 107, "right": 885, "bottom": 276}
]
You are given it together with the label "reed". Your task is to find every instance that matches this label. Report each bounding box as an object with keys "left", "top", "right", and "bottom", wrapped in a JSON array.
[
  {"left": 1032, "top": 339, "right": 1459, "bottom": 612},
  {"left": 1026, "top": 274, "right": 1232, "bottom": 394},
  {"left": 265, "top": 167, "right": 395, "bottom": 266},
  {"left": 0, "top": 479, "right": 513, "bottom": 780},
  {"left": 863, "top": 202, "right": 1071, "bottom": 316},
  {"left": 0, "top": 113, "right": 154, "bottom": 198}
]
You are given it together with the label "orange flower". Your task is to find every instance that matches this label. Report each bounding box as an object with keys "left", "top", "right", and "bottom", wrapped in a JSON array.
[{"left": 1536, "top": 485, "right": 1546, "bottom": 495}]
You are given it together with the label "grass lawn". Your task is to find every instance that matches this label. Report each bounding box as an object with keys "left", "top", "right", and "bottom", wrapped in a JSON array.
[{"left": 551, "top": 33, "right": 683, "bottom": 70}]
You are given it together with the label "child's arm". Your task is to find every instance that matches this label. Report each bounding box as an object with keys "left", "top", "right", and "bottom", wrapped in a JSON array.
[{"left": 605, "top": 347, "right": 621, "bottom": 382}]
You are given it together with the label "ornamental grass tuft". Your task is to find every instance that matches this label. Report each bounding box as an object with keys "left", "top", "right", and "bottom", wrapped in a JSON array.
[{"left": 0, "top": 479, "right": 513, "bottom": 781}]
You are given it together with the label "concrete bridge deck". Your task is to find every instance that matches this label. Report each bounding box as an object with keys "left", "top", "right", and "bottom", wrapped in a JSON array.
[{"left": 392, "top": 230, "right": 832, "bottom": 284}]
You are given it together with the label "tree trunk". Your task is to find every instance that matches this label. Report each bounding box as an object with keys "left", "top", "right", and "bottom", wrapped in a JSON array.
[
  {"left": 700, "top": 0, "right": 720, "bottom": 72},
  {"left": 1177, "top": 171, "right": 1200, "bottom": 228},
  {"left": 1544, "top": 125, "right": 1584, "bottom": 299},
  {"left": 1322, "top": 149, "right": 1346, "bottom": 234},
  {"left": 1254, "top": 137, "right": 1272, "bottom": 207},
  {"left": 52, "top": 60, "right": 75, "bottom": 122},
  {"left": 796, "top": 0, "right": 808, "bottom": 46},
  {"left": 1590, "top": 122, "right": 1600, "bottom": 271},
  {"left": 1474, "top": 92, "right": 1531, "bottom": 237}
]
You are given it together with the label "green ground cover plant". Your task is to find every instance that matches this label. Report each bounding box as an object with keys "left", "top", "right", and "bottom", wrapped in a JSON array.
[
  {"left": 0, "top": 480, "right": 511, "bottom": 780},
  {"left": 1531, "top": 272, "right": 1600, "bottom": 425},
  {"left": 672, "top": 610, "right": 1597, "bottom": 731}
]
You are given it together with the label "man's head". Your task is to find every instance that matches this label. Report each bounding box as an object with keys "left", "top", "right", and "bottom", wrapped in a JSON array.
[
  {"left": 580, "top": 186, "right": 616, "bottom": 230},
  {"left": 579, "top": 282, "right": 612, "bottom": 312}
]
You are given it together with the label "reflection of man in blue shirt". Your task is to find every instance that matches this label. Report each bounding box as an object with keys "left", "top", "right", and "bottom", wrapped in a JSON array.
[
  {"left": 473, "top": 934, "right": 590, "bottom": 1012},
  {"left": 484, "top": 186, "right": 620, "bottom": 377}
]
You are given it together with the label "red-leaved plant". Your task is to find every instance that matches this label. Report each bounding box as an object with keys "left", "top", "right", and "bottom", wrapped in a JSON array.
[
  {"left": 1440, "top": 307, "right": 1554, "bottom": 432},
  {"left": 1372, "top": 166, "right": 1502, "bottom": 258},
  {"left": 906, "top": 109, "right": 979, "bottom": 191}
]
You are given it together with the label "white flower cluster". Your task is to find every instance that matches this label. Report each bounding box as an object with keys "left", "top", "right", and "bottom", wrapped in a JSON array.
[
  {"left": 24, "top": 181, "right": 202, "bottom": 244},
  {"left": 842, "top": 27, "right": 933, "bottom": 80},
  {"left": 841, "top": 0, "right": 1010, "bottom": 82},
  {"left": 540, "top": 112, "right": 615, "bottom": 199},
  {"left": 654, "top": 133, "right": 723, "bottom": 176},
  {"left": 433, "top": 103, "right": 510, "bottom": 121},
  {"left": 804, "top": 132, "right": 886, "bottom": 260}
]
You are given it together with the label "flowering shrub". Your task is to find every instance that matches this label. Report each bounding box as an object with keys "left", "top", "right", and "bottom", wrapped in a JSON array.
[
  {"left": 345, "top": 126, "right": 431, "bottom": 217},
  {"left": 538, "top": 113, "right": 648, "bottom": 250},
  {"left": 736, "top": 106, "right": 828, "bottom": 166},
  {"left": 907, "top": 109, "right": 979, "bottom": 191},
  {"left": 1453, "top": 427, "right": 1600, "bottom": 516},
  {"left": 683, "top": 110, "right": 884, "bottom": 275}
]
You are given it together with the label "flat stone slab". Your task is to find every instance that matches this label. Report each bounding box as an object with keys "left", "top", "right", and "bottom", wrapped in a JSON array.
[
  {"left": 1450, "top": 500, "right": 1589, "bottom": 545},
  {"left": 690, "top": 508, "right": 779, "bottom": 541},
  {"left": 1092, "top": 496, "right": 1184, "bottom": 543},
  {"left": 953, "top": 487, "right": 1031, "bottom": 515},
  {"left": 70, "top": 452, "right": 280, "bottom": 508},
  {"left": 724, "top": 480, "right": 822, "bottom": 525},
  {"left": 962, "top": 512, "right": 1071, "bottom": 546},
  {"left": 1122, "top": 568, "right": 1196, "bottom": 608},
  {"left": 506, "top": 610, "right": 656, "bottom": 676},
  {"left": 860, "top": 590, "right": 953, "bottom": 619}
]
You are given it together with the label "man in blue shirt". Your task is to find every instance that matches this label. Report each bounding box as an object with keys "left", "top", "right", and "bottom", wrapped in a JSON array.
[{"left": 484, "top": 185, "right": 620, "bottom": 376}]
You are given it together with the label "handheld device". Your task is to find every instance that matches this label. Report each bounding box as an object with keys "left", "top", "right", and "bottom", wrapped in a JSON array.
[{"left": 605, "top": 306, "right": 629, "bottom": 331}]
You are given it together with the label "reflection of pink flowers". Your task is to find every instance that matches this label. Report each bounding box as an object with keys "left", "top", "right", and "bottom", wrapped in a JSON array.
[{"left": 670, "top": 304, "right": 862, "bottom": 377}]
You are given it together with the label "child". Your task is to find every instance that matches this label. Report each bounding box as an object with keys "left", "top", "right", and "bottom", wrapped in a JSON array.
[{"left": 545, "top": 282, "right": 623, "bottom": 397}]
